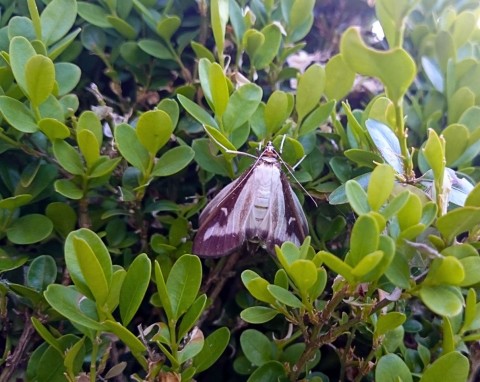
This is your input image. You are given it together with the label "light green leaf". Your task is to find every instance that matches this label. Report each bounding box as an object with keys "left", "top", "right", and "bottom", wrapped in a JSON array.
[
  {"left": 151, "top": 146, "right": 194, "bottom": 177},
  {"left": 41, "top": 0, "right": 77, "bottom": 45},
  {"left": 136, "top": 110, "right": 173, "bottom": 155},
  {"left": 120, "top": 253, "right": 151, "bottom": 326},
  {"left": 25, "top": 55, "right": 55, "bottom": 106},
  {"left": 340, "top": 27, "right": 415, "bottom": 103}
]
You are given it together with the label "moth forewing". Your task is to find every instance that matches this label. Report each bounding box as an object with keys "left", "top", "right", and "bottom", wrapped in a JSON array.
[{"left": 193, "top": 142, "right": 310, "bottom": 257}]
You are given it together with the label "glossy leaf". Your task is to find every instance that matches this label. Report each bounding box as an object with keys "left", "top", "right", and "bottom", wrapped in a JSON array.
[
  {"left": 25, "top": 55, "right": 55, "bottom": 106},
  {"left": 136, "top": 110, "right": 173, "bottom": 155},
  {"left": 166, "top": 254, "right": 202, "bottom": 320},
  {"left": 120, "top": 253, "right": 151, "bottom": 326},
  {"left": 151, "top": 146, "right": 195, "bottom": 177},
  {"left": 7, "top": 214, "right": 53, "bottom": 244}
]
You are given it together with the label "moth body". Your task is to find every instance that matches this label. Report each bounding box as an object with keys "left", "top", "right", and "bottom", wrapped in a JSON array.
[{"left": 193, "top": 143, "right": 308, "bottom": 257}]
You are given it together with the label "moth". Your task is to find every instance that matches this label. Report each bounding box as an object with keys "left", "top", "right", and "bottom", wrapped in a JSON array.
[{"left": 193, "top": 142, "right": 311, "bottom": 257}]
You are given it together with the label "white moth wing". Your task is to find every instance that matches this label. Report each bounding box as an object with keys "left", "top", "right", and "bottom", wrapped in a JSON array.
[
  {"left": 244, "top": 162, "right": 308, "bottom": 253},
  {"left": 193, "top": 166, "right": 257, "bottom": 257}
]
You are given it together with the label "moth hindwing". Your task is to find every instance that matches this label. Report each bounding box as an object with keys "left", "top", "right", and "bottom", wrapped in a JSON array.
[{"left": 193, "top": 142, "right": 308, "bottom": 257}]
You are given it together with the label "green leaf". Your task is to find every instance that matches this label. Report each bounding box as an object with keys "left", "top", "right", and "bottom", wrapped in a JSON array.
[
  {"left": 55, "top": 62, "right": 81, "bottom": 96},
  {"left": 73, "top": 236, "right": 110, "bottom": 306},
  {"left": 424, "top": 256, "right": 465, "bottom": 286},
  {"left": 346, "top": 214, "right": 379, "bottom": 267},
  {"left": 340, "top": 27, "right": 416, "bottom": 103},
  {"left": 115, "top": 123, "right": 149, "bottom": 173},
  {"left": 324, "top": 54, "right": 356, "bottom": 100},
  {"left": 265, "top": 91, "right": 290, "bottom": 135},
  {"left": 423, "top": 128, "right": 445, "bottom": 180},
  {"left": 318, "top": 252, "right": 354, "bottom": 282},
  {"left": 252, "top": 24, "right": 282, "bottom": 69},
  {"left": 77, "top": 2, "right": 111, "bottom": 28},
  {"left": 266, "top": 285, "right": 303, "bottom": 308},
  {"left": 299, "top": 100, "right": 335, "bottom": 136},
  {"left": 102, "top": 320, "right": 147, "bottom": 355},
  {"left": 419, "top": 352, "right": 469, "bottom": 382},
  {"left": 209, "top": 62, "right": 229, "bottom": 118},
  {"left": 136, "top": 110, "right": 173, "bottom": 155},
  {"left": 178, "top": 294, "right": 207, "bottom": 339},
  {"left": 7, "top": 214, "right": 53, "bottom": 244},
  {"left": 419, "top": 285, "right": 463, "bottom": 317},
  {"left": 31, "top": 317, "right": 63, "bottom": 354},
  {"left": 351, "top": 250, "right": 384, "bottom": 280},
  {"left": 459, "top": 256, "right": 480, "bottom": 286},
  {"left": 27, "top": 255, "right": 57, "bottom": 291},
  {"left": 0, "top": 96, "right": 38, "bottom": 133},
  {"left": 375, "top": 354, "right": 412, "bottom": 382},
  {"left": 38, "top": 118, "right": 70, "bottom": 140},
  {"left": 166, "top": 254, "right": 202, "bottom": 320},
  {"left": 156, "top": 15, "right": 181, "bottom": 40},
  {"left": 287, "top": 0, "right": 315, "bottom": 43},
  {"left": 365, "top": 119, "right": 403, "bottom": 174},
  {"left": 210, "top": 0, "right": 229, "bottom": 64},
  {"left": 106, "top": 15, "right": 137, "bottom": 39},
  {"left": 41, "top": 0, "right": 77, "bottom": 45},
  {"left": 151, "top": 146, "right": 195, "bottom": 177},
  {"left": 241, "top": 270, "right": 276, "bottom": 305},
  {"left": 177, "top": 94, "right": 218, "bottom": 128},
  {"left": 375, "top": 312, "right": 406, "bottom": 337},
  {"left": 240, "top": 307, "right": 278, "bottom": 324},
  {"left": 154, "top": 260, "right": 173, "bottom": 320},
  {"left": 44, "top": 285, "right": 103, "bottom": 330},
  {"left": 437, "top": 207, "right": 480, "bottom": 243},
  {"left": 223, "top": 83, "right": 262, "bottom": 132},
  {"left": 296, "top": 64, "right": 325, "bottom": 122},
  {"left": 345, "top": 180, "right": 370, "bottom": 215},
  {"left": 137, "top": 39, "right": 174, "bottom": 60},
  {"left": 375, "top": 0, "right": 415, "bottom": 48},
  {"left": 25, "top": 55, "right": 55, "bottom": 106},
  {"left": 0, "top": 194, "right": 32, "bottom": 210},
  {"left": 77, "top": 111, "right": 103, "bottom": 146},
  {"left": 178, "top": 329, "right": 204, "bottom": 363},
  {"left": 77, "top": 130, "right": 100, "bottom": 168},
  {"left": 120, "top": 253, "right": 151, "bottom": 326},
  {"left": 193, "top": 327, "right": 230, "bottom": 373},
  {"left": 65, "top": 229, "right": 113, "bottom": 301},
  {"left": 9, "top": 36, "right": 36, "bottom": 92},
  {"left": 247, "top": 361, "right": 286, "bottom": 381},
  {"left": 54, "top": 179, "right": 83, "bottom": 199},
  {"left": 240, "top": 329, "right": 274, "bottom": 367},
  {"left": 368, "top": 164, "right": 395, "bottom": 211},
  {"left": 289, "top": 260, "right": 318, "bottom": 294},
  {"left": 52, "top": 140, "right": 84, "bottom": 175}
]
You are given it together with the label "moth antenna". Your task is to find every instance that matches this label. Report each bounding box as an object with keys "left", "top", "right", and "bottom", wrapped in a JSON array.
[
  {"left": 203, "top": 125, "right": 258, "bottom": 159},
  {"left": 274, "top": 147, "right": 318, "bottom": 207},
  {"left": 292, "top": 155, "right": 306, "bottom": 171},
  {"left": 279, "top": 134, "right": 287, "bottom": 154}
]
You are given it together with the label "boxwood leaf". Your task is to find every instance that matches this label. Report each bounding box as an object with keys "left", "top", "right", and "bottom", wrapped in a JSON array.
[
  {"left": 0, "top": 96, "right": 38, "bottom": 133},
  {"left": 115, "top": 123, "right": 149, "bottom": 173},
  {"left": 41, "top": 0, "right": 77, "bottom": 45},
  {"left": 166, "top": 254, "right": 201, "bottom": 320},
  {"left": 7, "top": 214, "right": 53, "bottom": 244},
  {"left": 240, "top": 329, "right": 274, "bottom": 366},
  {"left": 240, "top": 307, "right": 279, "bottom": 324},
  {"left": 25, "top": 55, "right": 55, "bottom": 106},
  {"left": 27, "top": 255, "right": 57, "bottom": 291},
  {"left": 120, "top": 253, "right": 151, "bottom": 326},
  {"left": 151, "top": 146, "right": 194, "bottom": 177},
  {"left": 419, "top": 351, "right": 468, "bottom": 382},
  {"left": 193, "top": 327, "right": 230, "bottom": 373},
  {"left": 44, "top": 285, "right": 103, "bottom": 330}
]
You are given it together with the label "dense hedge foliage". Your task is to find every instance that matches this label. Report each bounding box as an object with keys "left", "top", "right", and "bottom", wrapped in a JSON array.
[{"left": 1, "top": 0, "right": 480, "bottom": 381}]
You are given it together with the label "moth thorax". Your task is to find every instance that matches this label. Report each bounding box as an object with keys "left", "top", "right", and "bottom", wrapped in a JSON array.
[{"left": 251, "top": 162, "right": 281, "bottom": 223}]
